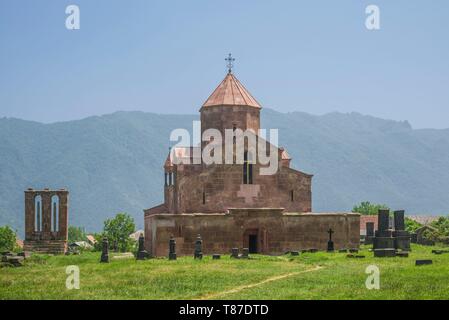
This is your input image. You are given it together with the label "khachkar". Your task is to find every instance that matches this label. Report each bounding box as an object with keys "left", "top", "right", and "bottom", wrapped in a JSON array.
[
  {"left": 393, "top": 210, "right": 411, "bottom": 251},
  {"left": 373, "top": 209, "right": 396, "bottom": 257},
  {"left": 365, "top": 222, "right": 375, "bottom": 245},
  {"left": 23, "top": 188, "right": 69, "bottom": 254},
  {"left": 136, "top": 233, "right": 149, "bottom": 260}
]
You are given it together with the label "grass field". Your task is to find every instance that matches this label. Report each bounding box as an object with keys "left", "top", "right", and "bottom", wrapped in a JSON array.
[{"left": 1, "top": 244, "right": 448, "bottom": 300}]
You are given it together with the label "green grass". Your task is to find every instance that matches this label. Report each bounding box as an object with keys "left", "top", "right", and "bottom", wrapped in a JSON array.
[{"left": 1, "top": 245, "right": 448, "bottom": 300}]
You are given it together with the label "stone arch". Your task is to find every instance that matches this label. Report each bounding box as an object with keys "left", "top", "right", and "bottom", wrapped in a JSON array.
[
  {"left": 34, "top": 195, "right": 43, "bottom": 232},
  {"left": 51, "top": 194, "right": 60, "bottom": 232}
]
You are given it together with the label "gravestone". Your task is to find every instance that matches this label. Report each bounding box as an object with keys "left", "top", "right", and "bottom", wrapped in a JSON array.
[
  {"left": 212, "top": 254, "right": 221, "bottom": 260},
  {"left": 168, "top": 236, "right": 177, "bottom": 260},
  {"left": 136, "top": 234, "right": 149, "bottom": 260},
  {"left": 365, "top": 222, "right": 375, "bottom": 245},
  {"left": 393, "top": 210, "right": 411, "bottom": 251},
  {"left": 415, "top": 259, "right": 432, "bottom": 266},
  {"left": 194, "top": 234, "right": 203, "bottom": 259},
  {"left": 339, "top": 249, "right": 348, "bottom": 253},
  {"left": 373, "top": 209, "right": 396, "bottom": 257},
  {"left": 349, "top": 248, "right": 359, "bottom": 253},
  {"left": 230, "top": 248, "right": 239, "bottom": 259},
  {"left": 100, "top": 237, "right": 109, "bottom": 263},
  {"left": 309, "top": 248, "right": 318, "bottom": 253},
  {"left": 240, "top": 248, "right": 249, "bottom": 259},
  {"left": 291, "top": 251, "right": 299, "bottom": 256},
  {"left": 396, "top": 251, "right": 409, "bottom": 258},
  {"left": 327, "top": 228, "right": 334, "bottom": 252}
]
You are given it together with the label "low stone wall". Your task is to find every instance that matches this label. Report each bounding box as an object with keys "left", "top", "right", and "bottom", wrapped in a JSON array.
[{"left": 145, "top": 209, "right": 360, "bottom": 257}]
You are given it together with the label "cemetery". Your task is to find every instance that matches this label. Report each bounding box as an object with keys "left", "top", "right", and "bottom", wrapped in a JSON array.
[{"left": 1, "top": 242, "right": 449, "bottom": 299}]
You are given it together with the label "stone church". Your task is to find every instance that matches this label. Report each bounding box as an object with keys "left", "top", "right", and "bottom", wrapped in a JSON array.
[{"left": 144, "top": 66, "right": 359, "bottom": 256}]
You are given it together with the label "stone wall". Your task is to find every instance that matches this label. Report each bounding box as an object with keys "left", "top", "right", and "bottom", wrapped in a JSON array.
[
  {"left": 163, "top": 164, "right": 312, "bottom": 215},
  {"left": 144, "top": 209, "right": 360, "bottom": 256}
]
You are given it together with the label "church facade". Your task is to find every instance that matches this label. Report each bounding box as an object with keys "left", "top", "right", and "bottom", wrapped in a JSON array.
[{"left": 144, "top": 69, "right": 359, "bottom": 256}]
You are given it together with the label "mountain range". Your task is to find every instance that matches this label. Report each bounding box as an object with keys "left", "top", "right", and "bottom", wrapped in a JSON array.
[{"left": 1, "top": 109, "right": 449, "bottom": 235}]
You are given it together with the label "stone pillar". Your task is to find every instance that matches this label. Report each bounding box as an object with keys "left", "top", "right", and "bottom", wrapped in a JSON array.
[
  {"left": 58, "top": 191, "right": 69, "bottom": 244},
  {"left": 24, "top": 190, "right": 35, "bottom": 241},
  {"left": 41, "top": 192, "right": 52, "bottom": 239},
  {"left": 100, "top": 237, "right": 109, "bottom": 263}
]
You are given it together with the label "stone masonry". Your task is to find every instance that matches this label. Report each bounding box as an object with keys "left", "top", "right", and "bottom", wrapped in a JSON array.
[
  {"left": 144, "top": 70, "right": 360, "bottom": 256},
  {"left": 23, "top": 188, "right": 69, "bottom": 254}
]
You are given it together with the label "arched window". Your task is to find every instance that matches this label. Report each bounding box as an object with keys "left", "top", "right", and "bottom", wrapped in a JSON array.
[
  {"left": 35, "top": 195, "right": 42, "bottom": 232},
  {"left": 51, "top": 195, "right": 59, "bottom": 232},
  {"left": 243, "top": 151, "right": 253, "bottom": 184}
]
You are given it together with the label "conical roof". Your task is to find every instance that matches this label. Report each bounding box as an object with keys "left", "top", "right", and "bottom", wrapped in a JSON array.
[{"left": 202, "top": 73, "right": 261, "bottom": 108}]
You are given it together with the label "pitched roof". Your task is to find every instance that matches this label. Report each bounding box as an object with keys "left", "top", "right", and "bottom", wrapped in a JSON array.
[{"left": 202, "top": 73, "right": 261, "bottom": 108}]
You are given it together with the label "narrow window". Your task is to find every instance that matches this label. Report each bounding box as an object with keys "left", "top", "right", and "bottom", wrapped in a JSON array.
[
  {"left": 243, "top": 151, "right": 253, "bottom": 184},
  {"left": 233, "top": 124, "right": 237, "bottom": 144},
  {"left": 202, "top": 191, "right": 206, "bottom": 204},
  {"left": 164, "top": 172, "right": 168, "bottom": 186},
  {"left": 290, "top": 190, "right": 294, "bottom": 202},
  {"left": 51, "top": 195, "right": 60, "bottom": 232},
  {"left": 35, "top": 195, "right": 42, "bottom": 232},
  {"left": 169, "top": 172, "right": 172, "bottom": 186}
]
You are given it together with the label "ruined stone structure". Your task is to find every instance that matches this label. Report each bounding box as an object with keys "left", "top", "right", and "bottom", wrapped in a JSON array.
[
  {"left": 144, "top": 69, "right": 360, "bottom": 256},
  {"left": 24, "top": 188, "right": 69, "bottom": 254}
]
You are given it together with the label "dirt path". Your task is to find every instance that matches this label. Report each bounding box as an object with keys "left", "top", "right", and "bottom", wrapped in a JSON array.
[{"left": 198, "top": 265, "right": 323, "bottom": 300}]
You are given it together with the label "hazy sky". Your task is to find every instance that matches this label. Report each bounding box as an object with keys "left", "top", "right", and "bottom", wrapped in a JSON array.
[{"left": 0, "top": 0, "right": 448, "bottom": 128}]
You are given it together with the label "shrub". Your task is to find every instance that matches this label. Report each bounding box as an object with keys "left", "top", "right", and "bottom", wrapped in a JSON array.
[
  {"left": 352, "top": 201, "right": 390, "bottom": 216},
  {"left": 0, "top": 226, "right": 17, "bottom": 252},
  {"left": 103, "top": 213, "right": 136, "bottom": 252}
]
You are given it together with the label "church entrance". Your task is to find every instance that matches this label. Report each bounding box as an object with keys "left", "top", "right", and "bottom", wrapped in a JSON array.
[
  {"left": 243, "top": 229, "right": 259, "bottom": 253},
  {"left": 249, "top": 234, "right": 258, "bottom": 253}
]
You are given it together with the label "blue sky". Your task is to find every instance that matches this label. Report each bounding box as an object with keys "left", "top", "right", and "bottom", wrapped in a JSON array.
[{"left": 0, "top": 0, "right": 448, "bottom": 128}]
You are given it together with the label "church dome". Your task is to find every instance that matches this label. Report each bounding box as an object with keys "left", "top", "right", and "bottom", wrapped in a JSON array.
[{"left": 201, "top": 73, "right": 261, "bottom": 109}]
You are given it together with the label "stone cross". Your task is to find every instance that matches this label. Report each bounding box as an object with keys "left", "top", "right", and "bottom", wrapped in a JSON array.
[
  {"left": 194, "top": 234, "right": 203, "bottom": 259},
  {"left": 237, "top": 184, "right": 260, "bottom": 204},
  {"left": 169, "top": 236, "right": 177, "bottom": 260},
  {"left": 100, "top": 237, "right": 109, "bottom": 263}
]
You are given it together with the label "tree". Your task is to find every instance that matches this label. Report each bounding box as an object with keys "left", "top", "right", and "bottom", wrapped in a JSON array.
[
  {"left": 405, "top": 217, "right": 422, "bottom": 233},
  {"left": 0, "top": 226, "right": 17, "bottom": 252},
  {"left": 352, "top": 201, "right": 390, "bottom": 216},
  {"left": 103, "top": 213, "right": 136, "bottom": 252},
  {"left": 68, "top": 226, "right": 87, "bottom": 242}
]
